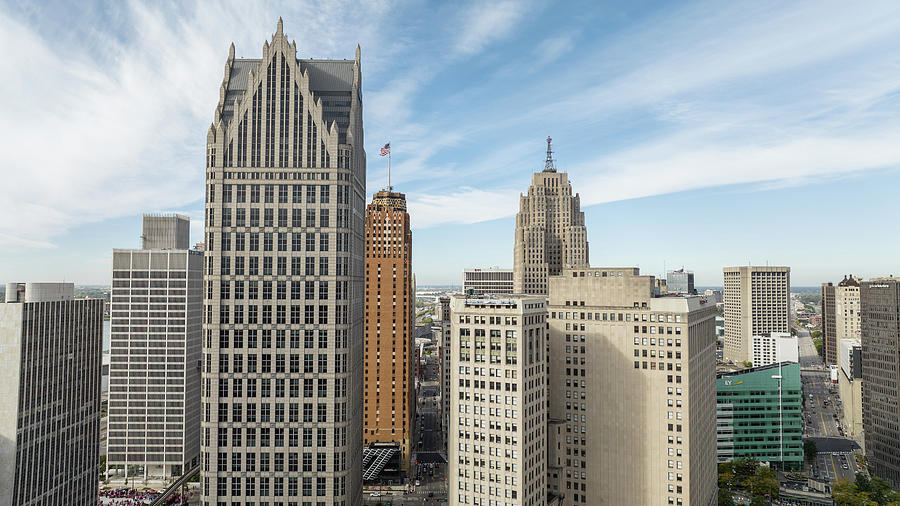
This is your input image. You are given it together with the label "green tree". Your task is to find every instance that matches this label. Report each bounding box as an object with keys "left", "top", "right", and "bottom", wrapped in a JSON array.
[
  {"left": 804, "top": 440, "right": 818, "bottom": 463},
  {"left": 869, "top": 476, "right": 900, "bottom": 505},
  {"left": 833, "top": 478, "right": 871, "bottom": 506},
  {"left": 812, "top": 330, "right": 823, "bottom": 339},
  {"left": 748, "top": 466, "right": 779, "bottom": 501},
  {"left": 717, "top": 487, "right": 735, "bottom": 506}
]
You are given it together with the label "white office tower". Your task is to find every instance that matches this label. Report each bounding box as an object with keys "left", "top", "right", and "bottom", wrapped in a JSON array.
[
  {"left": 202, "top": 19, "right": 365, "bottom": 506},
  {"left": 107, "top": 214, "right": 203, "bottom": 480},
  {"left": 449, "top": 295, "right": 548, "bottom": 506},
  {"left": 0, "top": 282, "right": 103, "bottom": 505},
  {"left": 751, "top": 332, "right": 798, "bottom": 367},
  {"left": 722, "top": 266, "right": 790, "bottom": 364},
  {"left": 546, "top": 268, "right": 717, "bottom": 506}
]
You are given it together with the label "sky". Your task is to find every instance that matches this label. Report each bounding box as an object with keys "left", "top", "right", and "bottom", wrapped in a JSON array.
[{"left": 2, "top": 0, "right": 900, "bottom": 287}]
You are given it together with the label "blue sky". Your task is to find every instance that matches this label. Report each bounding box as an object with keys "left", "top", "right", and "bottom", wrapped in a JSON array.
[{"left": 2, "top": 0, "right": 900, "bottom": 287}]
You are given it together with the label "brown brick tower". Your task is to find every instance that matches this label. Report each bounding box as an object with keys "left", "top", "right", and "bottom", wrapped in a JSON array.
[{"left": 363, "top": 190, "right": 414, "bottom": 471}]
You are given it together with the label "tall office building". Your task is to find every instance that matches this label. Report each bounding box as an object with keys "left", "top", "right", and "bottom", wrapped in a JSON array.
[
  {"left": 449, "top": 295, "right": 548, "bottom": 506},
  {"left": 107, "top": 215, "right": 203, "bottom": 480},
  {"left": 666, "top": 269, "right": 695, "bottom": 295},
  {"left": 513, "top": 138, "right": 589, "bottom": 295},
  {"left": 860, "top": 278, "right": 900, "bottom": 489},
  {"left": 722, "top": 266, "right": 790, "bottom": 364},
  {"left": 462, "top": 268, "right": 514, "bottom": 294},
  {"left": 821, "top": 275, "right": 861, "bottom": 365},
  {"left": 435, "top": 296, "right": 452, "bottom": 436},
  {"left": 546, "top": 268, "right": 717, "bottom": 506},
  {"left": 0, "top": 283, "right": 103, "bottom": 506},
  {"left": 716, "top": 362, "right": 802, "bottom": 469},
  {"left": 143, "top": 213, "right": 191, "bottom": 250},
  {"left": 363, "top": 190, "right": 414, "bottom": 468},
  {"left": 202, "top": 19, "right": 365, "bottom": 505}
]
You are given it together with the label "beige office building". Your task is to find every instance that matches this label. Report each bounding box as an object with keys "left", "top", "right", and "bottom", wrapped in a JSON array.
[
  {"left": 449, "top": 295, "right": 548, "bottom": 506},
  {"left": 201, "top": 19, "right": 365, "bottom": 505},
  {"left": 513, "top": 138, "right": 589, "bottom": 295},
  {"left": 722, "top": 266, "right": 790, "bottom": 364},
  {"left": 837, "top": 338, "right": 863, "bottom": 439},
  {"left": 821, "top": 276, "right": 861, "bottom": 365},
  {"left": 547, "top": 268, "right": 717, "bottom": 506}
]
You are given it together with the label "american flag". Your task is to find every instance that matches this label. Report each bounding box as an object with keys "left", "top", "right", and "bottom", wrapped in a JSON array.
[{"left": 380, "top": 142, "right": 391, "bottom": 156}]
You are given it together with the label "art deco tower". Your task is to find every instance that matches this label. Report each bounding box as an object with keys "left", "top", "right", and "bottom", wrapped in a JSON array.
[
  {"left": 513, "top": 138, "right": 589, "bottom": 295},
  {"left": 202, "top": 19, "right": 365, "bottom": 505},
  {"left": 362, "top": 190, "right": 414, "bottom": 469}
]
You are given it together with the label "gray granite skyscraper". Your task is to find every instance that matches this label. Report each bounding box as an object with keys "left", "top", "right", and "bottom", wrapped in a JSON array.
[{"left": 202, "top": 19, "right": 365, "bottom": 506}]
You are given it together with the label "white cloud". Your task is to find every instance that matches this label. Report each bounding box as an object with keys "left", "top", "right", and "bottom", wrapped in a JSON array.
[{"left": 455, "top": 0, "right": 530, "bottom": 55}]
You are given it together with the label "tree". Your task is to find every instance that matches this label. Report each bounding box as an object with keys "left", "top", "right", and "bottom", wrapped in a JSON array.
[
  {"left": 718, "top": 487, "right": 736, "bottom": 506},
  {"left": 812, "top": 330, "right": 823, "bottom": 339},
  {"left": 804, "top": 440, "right": 818, "bottom": 463},
  {"left": 868, "top": 476, "right": 900, "bottom": 505},
  {"left": 748, "top": 466, "right": 779, "bottom": 501},
  {"left": 834, "top": 478, "right": 871, "bottom": 506}
]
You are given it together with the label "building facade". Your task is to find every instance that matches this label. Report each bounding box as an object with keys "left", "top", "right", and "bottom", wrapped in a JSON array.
[
  {"left": 546, "top": 268, "right": 718, "bottom": 506},
  {"left": 838, "top": 338, "right": 863, "bottom": 438},
  {"left": 463, "top": 268, "right": 514, "bottom": 295},
  {"left": 449, "top": 295, "right": 548, "bottom": 506},
  {"left": 201, "top": 20, "right": 365, "bottom": 505},
  {"left": 821, "top": 276, "right": 861, "bottom": 366},
  {"left": 435, "top": 296, "right": 452, "bottom": 437},
  {"left": 512, "top": 139, "right": 589, "bottom": 295},
  {"left": 716, "top": 362, "right": 803, "bottom": 470},
  {"left": 666, "top": 269, "right": 696, "bottom": 295},
  {"left": 751, "top": 332, "right": 798, "bottom": 368},
  {"left": 860, "top": 278, "right": 900, "bottom": 489},
  {"left": 722, "top": 266, "right": 791, "bottom": 365},
  {"left": 108, "top": 215, "right": 203, "bottom": 480},
  {"left": 0, "top": 283, "right": 103, "bottom": 506},
  {"left": 363, "top": 190, "right": 414, "bottom": 468}
]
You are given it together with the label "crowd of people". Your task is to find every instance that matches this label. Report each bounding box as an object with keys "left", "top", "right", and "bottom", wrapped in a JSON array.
[{"left": 98, "top": 488, "right": 194, "bottom": 505}]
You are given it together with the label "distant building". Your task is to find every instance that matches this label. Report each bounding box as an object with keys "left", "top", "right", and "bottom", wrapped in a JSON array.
[
  {"left": 821, "top": 275, "right": 861, "bottom": 365},
  {"left": 703, "top": 289, "right": 724, "bottom": 304},
  {"left": 107, "top": 215, "right": 203, "bottom": 480},
  {"left": 512, "top": 138, "right": 589, "bottom": 295},
  {"left": 547, "top": 267, "right": 718, "bottom": 506},
  {"left": 363, "top": 190, "right": 414, "bottom": 470},
  {"left": 717, "top": 362, "right": 803, "bottom": 470},
  {"left": 667, "top": 269, "right": 696, "bottom": 295},
  {"left": 751, "top": 332, "right": 798, "bottom": 367},
  {"left": 462, "top": 268, "right": 513, "bottom": 294},
  {"left": 723, "top": 266, "right": 791, "bottom": 364},
  {"left": 838, "top": 338, "right": 863, "bottom": 438},
  {"left": 861, "top": 278, "right": 900, "bottom": 489},
  {"left": 654, "top": 278, "right": 668, "bottom": 295},
  {"left": 0, "top": 282, "right": 103, "bottom": 505},
  {"left": 449, "top": 294, "right": 548, "bottom": 506}
]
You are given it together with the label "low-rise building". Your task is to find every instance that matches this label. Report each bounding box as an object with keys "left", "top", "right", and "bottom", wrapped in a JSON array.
[
  {"left": 462, "top": 268, "right": 514, "bottom": 295},
  {"left": 716, "top": 362, "right": 803, "bottom": 470},
  {"left": 838, "top": 339, "right": 863, "bottom": 439}
]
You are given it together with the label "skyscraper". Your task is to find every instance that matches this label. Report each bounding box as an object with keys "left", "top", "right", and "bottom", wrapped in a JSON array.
[
  {"left": 0, "top": 282, "right": 103, "bottom": 506},
  {"left": 860, "top": 278, "right": 900, "bottom": 489},
  {"left": 107, "top": 215, "right": 203, "bottom": 480},
  {"left": 363, "top": 190, "right": 414, "bottom": 469},
  {"left": 449, "top": 294, "right": 548, "bottom": 506},
  {"left": 513, "top": 138, "right": 589, "bottom": 295},
  {"left": 546, "top": 268, "right": 717, "bottom": 506},
  {"left": 436, "top": 296, "right": 451, "bottom": 435},
  {"left": 722, "top": 266, "right": 791, "bottom": 364},
  {"left": 821, "top": 275, "right": 861, "bottom": 365},
  {"left": 202, "top": 19, "right": 365, "bottom": 505}
]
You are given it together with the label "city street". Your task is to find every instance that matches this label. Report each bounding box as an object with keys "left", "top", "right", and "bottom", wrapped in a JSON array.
[
  {"left": 364, "top": 351, "right": 446, "bottom": 505},
  {"left": 798, "top": 329, "right": 860, "bottom": 483}
]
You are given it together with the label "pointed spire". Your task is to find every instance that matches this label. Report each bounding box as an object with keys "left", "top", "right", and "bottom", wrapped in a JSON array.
[
  {"left": 355, "top": 43, "right": 361, "bottom": 62},
  {"left": 543, "top": 136, "right": 556, "bottom": 172},
  {"left": 229, "top": 42, "right": 235, "bottom": 60},
  {"left": 277, "top": 16, "right": 284, "bottom": 36}
]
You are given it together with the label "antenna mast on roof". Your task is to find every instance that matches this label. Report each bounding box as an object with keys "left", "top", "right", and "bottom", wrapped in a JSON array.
[{"left": 543, "top": 136, "right": 556, "bottom": 172}]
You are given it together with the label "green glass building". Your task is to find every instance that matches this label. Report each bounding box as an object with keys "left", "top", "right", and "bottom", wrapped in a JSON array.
[{"left": 717, "top": 362, "right": 803, "bottom": 469}]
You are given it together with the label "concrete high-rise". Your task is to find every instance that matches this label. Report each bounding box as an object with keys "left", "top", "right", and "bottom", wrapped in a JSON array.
[
  {"left": 546, "top": 268, "right": 717, "bottom": 506},
  {"left": 513, "top": 138, "right": 589, "bottom": 295},
  {"left": 838, "top": 338, "right": 863, "bottom": 438},
  {"left": 860, "top": 278, "right": 900, "bottom": 489},
  {"left": 107, "top": 215, "right": 203, "bottom": 480},
  {"left": 435, "top": 296, "right": 451, "bottom": 436},
  {"left": 722, "top": 266, "right": 790, "bottom": 365},
  {"left": 363, "top": 190, "right": 414, "bottom": 469},
  {"left": 462, "top": 268, "right": 514, "bottom": 294},
  {"left": 821, "top": 275, "right": 861, "bottom": 365},
  {"left": 202, "top": 19, "right": 365, "bottom": 505},
  {"left": 0, "top": 283, "right": 103, "bottom": 506},
  {"left": 449, "top": 295, "right": 548, "bottom": 506}
]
